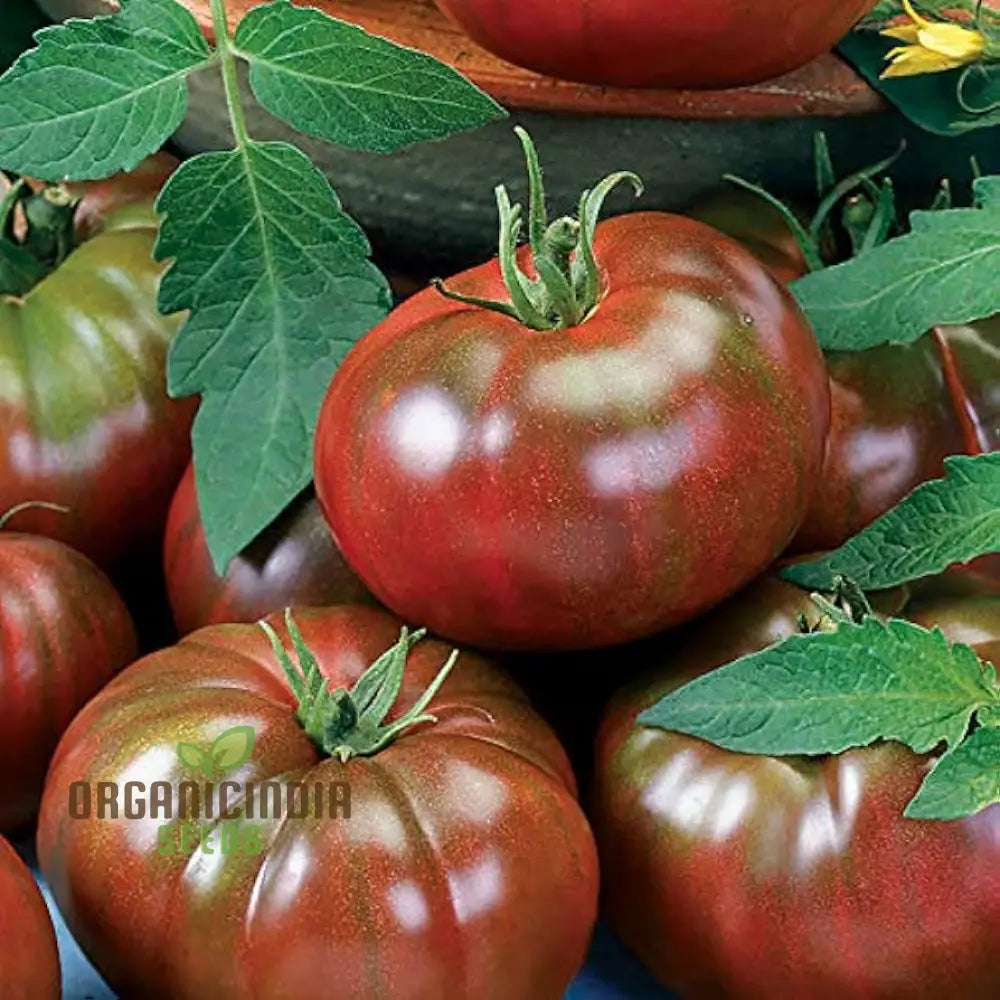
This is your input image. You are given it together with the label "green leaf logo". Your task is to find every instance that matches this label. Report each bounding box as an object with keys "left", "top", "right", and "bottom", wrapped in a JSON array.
[
  {"left": 210, "top": 726, "right": 256, "bottom": 774},
  {"left": 177, "top": 742, "right": 210, "bottom": 772}
]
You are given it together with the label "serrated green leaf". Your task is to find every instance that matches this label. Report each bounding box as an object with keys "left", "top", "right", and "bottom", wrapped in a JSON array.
[
  {"left": 639, "top": 616, "right": 1000, "bottom": 756},
  {"left": 210, "top": 725, "right": 255, "bottom": 772},
  {"left": 904, "top": 724, "right": 1000, "bottom": 819},
  {"left": 155, "top": 141, "right": 390, "bottom": 571},
  {"left": 0, "top": 0, "right": 211, "bottom": 181},
  {"left": 1, "top": 0, "right": 47, "bottom": 73},
  {"left": 791, "top": 177, "right": 1000, "bottom": 350},
  {"left": 234, "top": 0, "right": 504, "bottom": 153},
  {"left": 839, "top": 30, "right": 1000, "bottom": 137},
  {"left": 177, "top": 742, "right": 209, "bottom": 770},
  {"left": 782, "top": 454, "right": 1000, "bottom": 591}
]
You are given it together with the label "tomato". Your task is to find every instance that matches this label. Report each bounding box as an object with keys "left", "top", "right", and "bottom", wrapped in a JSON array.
[
  {"left": 431, "top": 0, "right": 877, "bottom": 89},
  {"left": 164, "top": 463, "right": 372, "bottom": 635},
  {"left": 690, "top": 189, "right": 1000, "bottom": 550},
  {"left": 0, "top": 154, "right": 196, "bottom": 569},
  {"left": 315, "top": 208, "right": 829, "bottom": 651},
  {"left": 0, "top": 531, "right": 136, "bottom": 832},
  {"left": 38, "top": 605, "right": 598, "bottom": 999},
  {"left": 0, "top": 835, "right": 60, "bottom": 1000},
  {"left": 591, "top": 569, "right": 1000, "bottom": 999}
]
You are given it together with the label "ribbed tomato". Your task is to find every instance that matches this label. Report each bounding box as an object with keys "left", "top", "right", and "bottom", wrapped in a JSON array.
[
  {"left": 592, "top": 569, "right": 1000, "bottom": 999},
  {"left": 0, "top": 531, "right": 136, "bottom": 832},
  {"left": 164, "top": 463, "right": 371, "bottom": 634},
  {"left": 0, "top": 154, "right": 195, "bottom": 569},
  {"left": 432, "top": 0, "right": 877, "bottom": 88},
  {"left": 38, "top": 605, "right": 598, "bottom": 999},
  {"left": 315, "top": 141, "right": 829, "bottom": 650},
  {"left": 0, "top": 836, "right": 60, "bottom": 1000}
]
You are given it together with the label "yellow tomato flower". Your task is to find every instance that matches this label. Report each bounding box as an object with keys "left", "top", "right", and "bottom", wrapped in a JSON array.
[{"left": 881, "top": 0, "right": 986, "bottom": 78}]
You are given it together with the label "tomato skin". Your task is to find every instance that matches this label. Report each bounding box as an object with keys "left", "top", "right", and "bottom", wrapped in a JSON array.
[
  {"left": 432, "top": 0, "right": 876, "bottom": 88},
  {"left": 0, "top": 154, "right": 196, "bottom": 569},
  {"left": 0, "top": 836, "right": 60, "bottom": 1000},
  {"left": 164, "top": 464, "right": 371, "bottom": 634},
  {"left": 38, "top": 605, "right": 598, "bottom": 1000},
  {"left": 592, "top": 571, "right": 1000, "bottom": 999},
  {"left": 314, "top": 212, "right": 830, "bottom": 651},
  {"left": 0, "top": 532, "right": 136, "bottom": 833}
]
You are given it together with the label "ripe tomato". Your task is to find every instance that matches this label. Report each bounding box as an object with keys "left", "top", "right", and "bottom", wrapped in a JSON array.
[
  {"left": 315, "top": 209, "right": 829, "bottom": 651},
  {"left": 38, "top": 605, "right": 598, "bottom": 999},
  {"left": 432, "top": 0, "right": 877, "bottom": 88},
  {"left": 592, "top": 569, "right": 1000, "bottom": 999},
  {"left": 0, "top": 836, "right": 60, "bottom": 1000},
  {"left": 0, "top": 531, "right": 136, "bottom": 832},
  {"left": 164, "top": 463, "right": 371, "bottom": 634},
  {"left": 0, "top": 154, "right": 196, "bottom": 569},
  {"left": 691, "top": 189, "right": 1000, "bottom": 551}
]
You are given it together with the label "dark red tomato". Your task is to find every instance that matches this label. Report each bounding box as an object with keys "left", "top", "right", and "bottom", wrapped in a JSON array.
[
  {"left": 0, "top": 154, "right": 196, "bottom": 569},
  {"left": 38, "top": 605, "right": 598, "bottom": 999},
  {"left": 592, "top": 570, "right": 1000, "bottom": 1000},
  {"left": 0, "top": 835, "right": 60, "bottom": 999},
  {"left": 315, "top": 212, "right": 829, "bottom": 651},
  {"left": 0, "top": 532, "right": 136, "bottom": 833},
  {"left": 432, "top": 0, "right": 877, "bottom": 88},
  {"left": 795, "top": 323, "right": 1000, "bottom": 550},
  {"left": 690, "top": 189, "right": 1000, "bottom": 551},
  {"left": 164, "top": 463, "right": 372, "bottom": 634}
]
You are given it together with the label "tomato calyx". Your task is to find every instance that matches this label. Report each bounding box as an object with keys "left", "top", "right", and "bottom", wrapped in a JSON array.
[
  {"left": 797, "top": 574, "right": 876, "bottom": 634},
  {"left": 433, "top": 127, "right": 643, "bottom": 331},
  {"left": 260, "top": 611, "right": 459, "bottom": 761},
  {"left": 723, "top": 134, "right": 908, "bottom": 275},
  {"left": 0, "top": 174, "right": 81, "bottom": 298}
]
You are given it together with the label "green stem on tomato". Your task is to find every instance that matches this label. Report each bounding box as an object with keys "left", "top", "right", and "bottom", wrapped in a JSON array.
[
  {"left": 260, "top": 611, "right": 459, "bottom": 763},
  {"left": 208, "top": 0, "right": 251, "bottom": 149},
  {"left": 435, "top": 127, "right": 642, "bottom": 331}
]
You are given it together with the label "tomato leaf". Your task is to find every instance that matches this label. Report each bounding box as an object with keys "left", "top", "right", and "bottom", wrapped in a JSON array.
[
  {"left": 638, "top": 616, "right": 1000, "bottom": 756},
  {"left": 155, "top": 141, "right": 391, "bottom": 572},
  {"left": 782, "top": 454, "right": 1000, "bottom": 591},
  {"left": 904, "top": 724, "right": 1000, "bottom": 819},
  {"left": 0, "top": 0, "right": 211, "bottom": 181},
  {"left": 210, "top": 725, "right": 255, "bottom": 772},
  {"left": 839, "top": 30, "right": 1000, "bottom": 137},
  {"left": 177, "top": 742, "right": 209, "bottom": 771},
  {"left": 0, "top": 0, "right": 46, "bottom": 74},
  {"left": 791, "top": 176, "right": 1000, "bottom": 350},
  {"left": 234, "top": 0, "right": 505, "bottom": 153}
]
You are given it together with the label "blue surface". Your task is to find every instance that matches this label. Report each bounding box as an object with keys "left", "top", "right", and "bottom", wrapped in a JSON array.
[{"left": 18, "top": 841, "right": 674, "bottom": 1000}]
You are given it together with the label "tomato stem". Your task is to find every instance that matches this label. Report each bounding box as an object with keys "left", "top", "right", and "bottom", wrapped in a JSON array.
[
  {"left": 260, "top": 612, "right": 459, "bottom": 761},
  {"left": 209, "top": 0, "right": 251, "bottom": 150},
  {"left": 434, "top": 128, "right": 642, "bottom": 330}
]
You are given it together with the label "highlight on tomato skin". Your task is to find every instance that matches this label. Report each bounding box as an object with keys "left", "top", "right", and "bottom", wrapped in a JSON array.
[
  {"left": 0, "top": 835, "right": 60, "bottom": 1000},
  {"left": 590, "top": 568, "right": 1000, "bottom": 1000},
  {"left": 431, "top": 0, "right": 878, "bottom": 89},
  {"left": 163, "top": 463, "right": 373, "bottom": 635}
]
